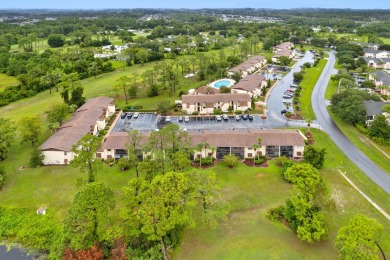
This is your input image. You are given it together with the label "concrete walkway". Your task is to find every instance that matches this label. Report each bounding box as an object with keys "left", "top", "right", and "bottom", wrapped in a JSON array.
[{"left": 337, "top": 170, "right": 390, "bottom": 221}]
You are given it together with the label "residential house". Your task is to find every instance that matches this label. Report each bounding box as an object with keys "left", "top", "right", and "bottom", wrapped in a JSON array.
[
  {"left": 272, "top": 42, "right": 295, "bottom": 63},
  {"left": 231, "top": 74, "right": 267, "bottom": 97},
  {"left": 181, "top": 93, "right": 252, "bottom": 114},
  {"left": 190, "top": 129, "right": 305, "bottom": 159},
  {"left": 363, "top": 100, "right": 388, "bottom": 126},
  {"left": 364, "top": 49, "right": 390, "bottom": 59},
  {"left": 369, "top": 70, "right": 390, "bottom": 96},
  {"left": 39, "top": 97, "right": 115, "bottom": 165},
  {"left": 98, "top": 129, "right": 306, "bottom": 160},
  {"left": 363, "top": 57, "right": 390, "bottom": 69},
  {"left": 227, "top": 55, "right": 267, "bottom": 78}
]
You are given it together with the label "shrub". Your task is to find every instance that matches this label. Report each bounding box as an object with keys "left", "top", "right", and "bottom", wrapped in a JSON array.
[
  {"left": 255, "top": 157, "right": 266, "bottom": 164},
  {"left": 117, "top": 158, "right": 131, "bottom": 171},
  {"left": 194, "top": 156, "right": 214, "bottom": 166},
  {"left": 223, "top": 154, "right": 239, "bottom": 168},
  {"left": 293, "top": 97, "right": 299, "bottom": 104},
  {"left": 213, "top": 109, "right": 222, "bottom": 115},
  {"left": 266, "top": 205, "right": 285, "bottom": 222},
  {"left": 192, "top": 111, "right": 199, "bottom": 115},
  {"left": 302, "top": 62, "right": 312, "bottom": 68},
  {"left": 295, "top": 105, "right": 301, "bottom": 111},
  {"left": 235, "top": 110, "right": 242, "bottom": 114},
  {"left": 219, "top": 86, "right": 231, "bottom": 93},
  {"left": 0, "top": 166, "right": 5, "bottom": 189},
  {"left": 29, "top": 149, "right": 44, "bottom": 168},
  {"left": 173, "top": 108, "right": 178, "bottom": 112}
]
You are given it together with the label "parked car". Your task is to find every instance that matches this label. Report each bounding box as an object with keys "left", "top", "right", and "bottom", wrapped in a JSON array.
[
  {"left": 133, "top": 112, "right": 139, "bottom": 118},
  {"left": 283, "top": 94, "right": 293, "bottom": 99},
  {"left": 120, "top": 112, "right": 126, "bottom": 119},
  {"left": 222, "top": 114, "right": 229, "bottom": 121},
  {"left": 178, "top": 116, "right": 183, "bottom": 122},
  {"left": 248, "top": 115, "right": 254, "bottom": 121},
  {"left": 165, "top": 116, "right": 171, "bottom": 122},
  {"left": 216, "top": 115, "right": 222, "bottom": 121},
  {"left": 241, "top": 114, "right": 248, "bottom": 120},
  {"left": 127, "top": 112, "right": 133, "bottom": 119},
  {"left": 281, "top": 109, "right": 287, "bottom": 114},
  {"left": 290, "top": 82, "right": 299, "bottom": 88},
  {"left": 235, "top": 115, "right": 241, "bottom": 121},
  {"left": 184, "top": 116, "right": 190, "bottom": 122},
  {"left": 287, "top": 89, "right": 294, "bottom": 93}
]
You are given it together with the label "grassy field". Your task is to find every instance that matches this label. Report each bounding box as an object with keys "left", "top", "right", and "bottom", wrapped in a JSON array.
[
  {"left": 325, "top": 77, "right": 338, "bottom": 100},
  {"left": 297, "top": 59, "right": 327, "bottom": 120},
  {"left": 0, "top": 73, "right": 19, "bottom": 91},
  {"left": 174, "top": 129, "right": 390, "bottom": 259},
  {"left": 380, "top": 37, "right": 390, "bottom": 45}
]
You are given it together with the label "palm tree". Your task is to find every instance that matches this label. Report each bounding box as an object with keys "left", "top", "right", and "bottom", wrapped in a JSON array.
[
  {"left": 251, "top": 144, "right": 260, "bottom": 164},
  {"left": 257, "top": 137, "right": 263, "bottom": 160},
  {"left": 195, "top": 143, "right": 204, "bottom": 167}
]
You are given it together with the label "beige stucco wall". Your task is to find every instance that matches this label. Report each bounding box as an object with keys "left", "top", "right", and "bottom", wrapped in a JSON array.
[
  {"left": 293, "top": 146, "right": 305, "bottom": 158},
  {"left": 42, "top": 150, "right": 75, "bottom": 165}
]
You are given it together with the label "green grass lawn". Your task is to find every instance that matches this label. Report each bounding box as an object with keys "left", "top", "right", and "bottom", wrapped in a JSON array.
[
  {"left": 327, "top": 109, "right": 390, "bottom": 175},
  {"left": 0, "top": 73, "right": 19, "bottom": 91},
  {"left": 173, "top": 129, "right": 390, "bottom": 259},
  {"left": 297, "top": 59, "right": 327, "bottom": 120},
  {"left": 325, "top": 77, "right": 338, "bottom": 100},
  {"left": 380, "top": 37, "right": 390, "bottom": 45}
]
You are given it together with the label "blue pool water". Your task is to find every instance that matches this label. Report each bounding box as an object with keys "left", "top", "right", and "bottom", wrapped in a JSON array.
[{"left": 213, "top": 80, "right": 231, "bottom": 89}]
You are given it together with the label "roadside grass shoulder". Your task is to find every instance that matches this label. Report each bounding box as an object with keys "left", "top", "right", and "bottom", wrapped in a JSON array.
[
  {"left": 297, "top": 59, "right": 327, "bottom": 120},
  {"left": 325, "top": 77, "right": 338, "bottom": 100},
  {"left": 327, "top": 109, "right": 390, "bottom": 175}
]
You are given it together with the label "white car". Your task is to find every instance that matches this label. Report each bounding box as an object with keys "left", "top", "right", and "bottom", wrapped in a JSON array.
[
  {"left": 165, "top": 116, "right": 171, "bottom": 122},
  {"left": 216, "top": 115, "right": 222, "bottom": 121},
  {"left": 184, "top": 116, "right": 190, "bottom": 122},
  {"left": 222, "top": 114, "right": 229, "bottom": 121},
  {"left": 133, "top": 112, "right": 139, "bottom": 118},
  {"left": 235, "top": 115, "right": 241, "bottom": 121}
]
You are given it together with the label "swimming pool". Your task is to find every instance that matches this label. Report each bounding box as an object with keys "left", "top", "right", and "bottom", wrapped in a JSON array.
[{"left": 212, "top": 79, "right": 234, "bottom": 89}]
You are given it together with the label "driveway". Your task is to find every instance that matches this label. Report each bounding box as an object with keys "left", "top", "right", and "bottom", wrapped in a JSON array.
[
  {"left": 266, "top": 51, "right": 315, "bottom": 127},
  {"left": 312, "top": 51, "right": 390, "bottom": 195}
]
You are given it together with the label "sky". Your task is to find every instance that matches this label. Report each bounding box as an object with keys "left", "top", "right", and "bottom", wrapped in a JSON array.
[{"left": 1, "top": 0, "right": 390, "bottom": 10}]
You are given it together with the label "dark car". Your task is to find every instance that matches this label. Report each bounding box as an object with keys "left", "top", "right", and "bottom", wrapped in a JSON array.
[
  {"left": 127, "top": 112, "right": 133, "bottom": 119},
  {"left": 120, "top": 112, "right": 126, "bottom": 119},
  {"left": 241, "top": 114, "right": 248, "bottom": 120},
  {"left": 248, "top": 115, "right": 254, "bottom": 121},
  {"left": 178, "top": 116, "right": 183, "bottom": 122},
  {"left": 281, "top": 109, "right": 287, "bottom": 114}
]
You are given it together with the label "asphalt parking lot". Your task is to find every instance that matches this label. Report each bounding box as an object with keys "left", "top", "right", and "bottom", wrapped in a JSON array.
[{"left": 112, "top": 113, "right": 268, "bottom": 132}]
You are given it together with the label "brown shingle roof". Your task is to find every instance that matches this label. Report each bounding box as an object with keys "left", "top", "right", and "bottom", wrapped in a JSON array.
[
  {"left": 182, "top": 93, "right": 251, "bottom": 104},
  {"left": 232, "top": 74, "right": 266, "bottom": 92},
  {"left": 195, "top": 86, "right": 220, "bottom": 94},
  {"left": 228, "top": 55, "right": 265, "bottom": 73},
  {"left": 40, "top": 97, "right": 114, "bottom": 152},
  {"left": 100, "top": 129, "right": 305, "bottom": 151},
  {"left": 188, "top": 129, "right": 305, "bottom": 147}
]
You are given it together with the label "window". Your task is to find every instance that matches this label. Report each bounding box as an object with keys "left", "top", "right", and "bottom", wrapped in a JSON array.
[
  {"left": 64, "top": 152, "right": 67, "bottom": 156},
  {"left": 107, "top": 149, "right": 111, "bottom": 152}
]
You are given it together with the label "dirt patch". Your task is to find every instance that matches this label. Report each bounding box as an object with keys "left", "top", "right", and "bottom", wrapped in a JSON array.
[
  {"left": 285, "top": 113, "right": 303, "bottom": 120},
  {"left": 243, "top": 159, "right": 269, "bottom": 168},
  {"left": 257, "top": 173, "right": 264, "bottom": 177}
]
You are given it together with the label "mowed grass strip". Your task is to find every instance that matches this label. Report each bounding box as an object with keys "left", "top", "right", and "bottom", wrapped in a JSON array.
[
  {"left": 328, "top": 109, "right": 390, "bottom": 175},
  {"left": 0, "top": 73, "right": 19, "bottom": 91},
  {"left": 298, "top": 59, "right": 327, "bottom": 120}
]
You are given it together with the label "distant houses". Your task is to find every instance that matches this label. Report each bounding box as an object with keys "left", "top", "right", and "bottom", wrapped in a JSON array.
[
  {"left": 181, "top": 93, "right": 251, "bottom": 114},
  {"left": 227, "top": 55, "right": 267, "bottom": 78},
  {"left": 272, "top": 42, "right": 295, "bottom": 63},
  {"left": 39, "top": 97, "right": 115, "bottom": 165}
]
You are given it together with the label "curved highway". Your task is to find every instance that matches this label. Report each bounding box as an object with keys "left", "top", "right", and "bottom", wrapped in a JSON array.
[{"left": 312, "top": 51, "right": 390, "bottom": 195}]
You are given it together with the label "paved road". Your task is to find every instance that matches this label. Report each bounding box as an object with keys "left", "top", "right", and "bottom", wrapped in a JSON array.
[
  {"left": 266, "top": 51, "right": 316, "bottom": 128},
  {"left": 311, "top": 51, "right": 390, "bottom": 195}
]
